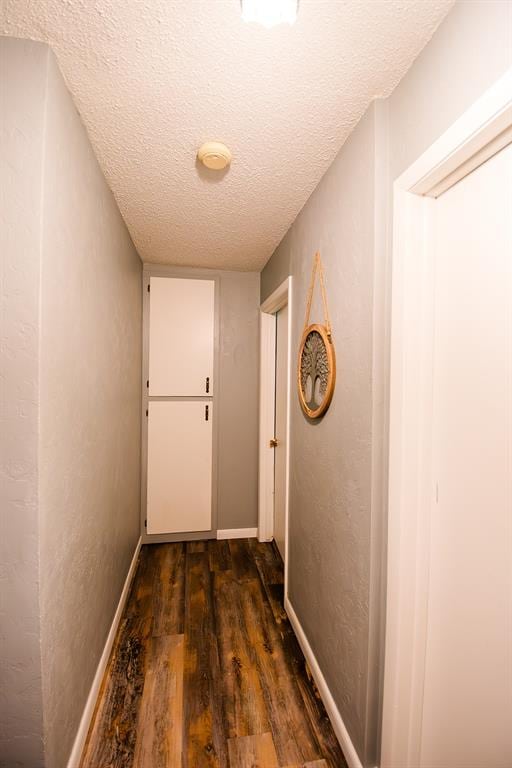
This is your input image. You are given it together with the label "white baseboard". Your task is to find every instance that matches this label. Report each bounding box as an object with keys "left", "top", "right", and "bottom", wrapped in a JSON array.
[
  {"left": 217, "top": 527, "right": 258, "bottom": 540},
  {"left": 284, "top": 595, "right": 367, "bottom": 768},
  {"left": 66, "top": 537, "right": 142, "bottom": 768}
]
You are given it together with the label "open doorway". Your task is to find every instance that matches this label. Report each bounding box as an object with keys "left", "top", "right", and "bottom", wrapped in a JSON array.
[{"left": 259, "top": 278, "right": 293, "bottom": 592}]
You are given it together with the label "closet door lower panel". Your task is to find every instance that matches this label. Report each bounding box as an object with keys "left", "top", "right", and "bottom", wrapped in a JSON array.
[{"left": 147, "top": 400, "right": 212, "bottom": 534}]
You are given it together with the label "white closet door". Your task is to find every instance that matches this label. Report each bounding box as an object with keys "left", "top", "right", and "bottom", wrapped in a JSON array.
[
  {"left": 148, "top": 277, "right": 214, "bottom": 396},
  {"left": 146, "top": 400, "right": 213, "bottom": 534}
]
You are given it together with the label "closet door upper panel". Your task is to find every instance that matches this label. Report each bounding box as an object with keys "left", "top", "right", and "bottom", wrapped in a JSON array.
[{"left": 148, "top": 276, "right": 215, "bottom": 396}]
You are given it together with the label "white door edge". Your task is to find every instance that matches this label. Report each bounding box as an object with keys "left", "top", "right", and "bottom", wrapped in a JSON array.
[
  {"left": 258, "top": 277, "right": 292, "bottom": 600},
  {"left": 382, "top": 67, "right": 512, "bottom": 768}
]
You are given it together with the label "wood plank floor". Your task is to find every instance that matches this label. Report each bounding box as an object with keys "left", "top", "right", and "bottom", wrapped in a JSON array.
[{"left": 80, "top": 539, "right": 348, "bottom": 768}]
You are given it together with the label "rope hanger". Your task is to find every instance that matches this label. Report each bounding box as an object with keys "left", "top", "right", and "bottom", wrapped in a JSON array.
[{"left": 303, "top": 251, "right": 332, "bottom": 342}]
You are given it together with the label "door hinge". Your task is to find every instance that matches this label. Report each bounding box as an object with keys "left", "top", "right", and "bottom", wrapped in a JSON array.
[
  {"left": 205, "top": 376, "right": 210, "bottom": 394},
  {"left": 146, "top": 379, "right": 149, "bottom": 388},
  {"left": 205, "top": 404, "right": 209, "bottom": 421},
  {"left": 147, "top": 284, "right": 150, "bottom": 293},
  {"left": 145, "top": 409, "right": 148, "bottom": 417},
  {"left": 269, "top": 437, "right": 278, "bottom": 448},
  {"left": 144, "top": 519, "right": 147, "bottom": 528}
]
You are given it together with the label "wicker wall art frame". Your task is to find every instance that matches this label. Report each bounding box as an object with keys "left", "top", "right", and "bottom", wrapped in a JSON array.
[{"left": 297, "top": 252, "right": 336, "bottom": 419}]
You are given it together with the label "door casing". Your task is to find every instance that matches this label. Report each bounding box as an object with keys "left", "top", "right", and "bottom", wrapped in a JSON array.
[
  {"left": 259, "top": 277, "right": 292, "bottom": 597},
  {"left": 381, "top": 68, "right": 512, "bottom": 768}
]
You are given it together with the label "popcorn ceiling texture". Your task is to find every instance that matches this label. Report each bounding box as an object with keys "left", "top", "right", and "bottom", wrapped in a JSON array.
[{"left": 1, "top": 0, "right": 453, "bottom": 271}]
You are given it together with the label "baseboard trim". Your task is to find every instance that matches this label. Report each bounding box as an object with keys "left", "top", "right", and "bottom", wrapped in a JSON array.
[
  {"left": 284, "top": 595, "right": 366, "bottom": 768},
  {"left": 217, "top": 527, "right": 258, "bottom": 540},
  {"left": 66, "top": 536, "right": 142, "bottom": 768}
]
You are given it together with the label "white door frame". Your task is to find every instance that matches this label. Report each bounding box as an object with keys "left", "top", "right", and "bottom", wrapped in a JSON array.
[
  {"left": 381, "top": 69, "right": 512, "bottom": 768},
  {"left": 258, "top": 277, "right": 293, "bottom": 583}
]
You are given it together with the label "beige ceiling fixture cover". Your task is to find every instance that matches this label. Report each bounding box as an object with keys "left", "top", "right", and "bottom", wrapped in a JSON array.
[{"left": 197, "top": 142, "right": 232, "bottom": 171}]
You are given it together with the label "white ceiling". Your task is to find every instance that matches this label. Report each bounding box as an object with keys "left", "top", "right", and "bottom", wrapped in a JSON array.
[{"left": 1, "top": 0, "right": 454, "bottom": 270}]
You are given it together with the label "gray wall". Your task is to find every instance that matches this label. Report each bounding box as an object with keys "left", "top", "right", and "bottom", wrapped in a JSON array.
[
  {"left": 260, "top": 2, "right": 512, "bottom": 766},
  {"left": 0, "top": 37, "right": 142, "bottom": 768},
  {"left": 217, "top": 271, "right": 260, "bottom": 529},
  {"left": 0, "top": 38, "right": 46, "bottom": 767},
  {"left": 388, "top": 0, "right": 512, "bottom": 180},
  {"left": 263, "top": 102, "right": 386, "bottom": 767},
  {"left": 38, "top": 51, "right": 142, "bottom": 768}
]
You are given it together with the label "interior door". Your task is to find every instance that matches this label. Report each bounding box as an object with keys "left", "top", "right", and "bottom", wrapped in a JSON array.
[
  {"left": 274, "top": 303, "right": 288, "bottom": 560},
  {"left": 148, "top": 276, "right": 214, "bottom": 396},
  {"left": 146, "top": 400, "right": 213, "bottom": 534},
  {"left": 420, "top": 144, "right": 512, "bottom": 767}
]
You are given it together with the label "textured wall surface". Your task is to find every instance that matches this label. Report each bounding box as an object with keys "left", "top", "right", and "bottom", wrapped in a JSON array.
[
  {"left": 1, "top": 38, "right": 142, "bottom": 768},
  {"left": 263, "top": 104, "right": 383, "bottom": 766},
  {"left": 217, "top": 271, "right": 260, "bottom": 529},
  {"left": 0, "top": 0, "right": 453, "bottom": 270},
  {"left": 260, "top": 3, "right": 512, "bottom": 766},
  {"left": 389, "top": 0, "right": 512, "bottom": 179},
  {"left": 38, "top": 51, "right": 142, "bottom": 768},
  {"left": 0, "top": 37, "right": 47, "bottom": 767}
]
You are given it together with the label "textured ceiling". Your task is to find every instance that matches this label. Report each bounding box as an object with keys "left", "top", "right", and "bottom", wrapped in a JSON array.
[{"left": 1, "top": 0, "right": 454, "bottom": 270}]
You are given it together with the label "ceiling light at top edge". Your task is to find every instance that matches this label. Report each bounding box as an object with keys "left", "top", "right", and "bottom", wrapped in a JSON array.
[{"left": 241, "top": 0, "right": 299, "bottom": 28}]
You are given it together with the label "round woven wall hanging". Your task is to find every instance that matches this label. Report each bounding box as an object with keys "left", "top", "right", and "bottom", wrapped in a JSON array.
[{"left": 298, "top": 252, "right": 336, "bottom": 419}]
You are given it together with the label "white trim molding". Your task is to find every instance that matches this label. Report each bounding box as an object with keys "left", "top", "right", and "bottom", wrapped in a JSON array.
[
  {"left": 217, "top": 527, "right": 258, "bottom": 539},
  {"left": 66, "top": 537, "right": 142, "bottom": 768},
  {"left": 285, "top": 596, "right": 367, "bottom": 768},
  {"left": 258, "top": 309, "right": 277, "bottom": 542},
  {"left": 258, "top": 277, "right": 292, "bottom": 598},
  {"left": 381, "top": 68, "right": 512, "bottom": 768}
]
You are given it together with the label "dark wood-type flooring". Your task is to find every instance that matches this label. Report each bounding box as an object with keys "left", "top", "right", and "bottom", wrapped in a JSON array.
[{"left": 80, "top": 539, "right": 348, "bottom": 768}]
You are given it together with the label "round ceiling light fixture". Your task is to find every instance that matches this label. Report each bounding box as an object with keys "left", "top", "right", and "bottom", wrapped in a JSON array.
[{"left": 197, "top": 141, "right": 232, "bottom": 171}]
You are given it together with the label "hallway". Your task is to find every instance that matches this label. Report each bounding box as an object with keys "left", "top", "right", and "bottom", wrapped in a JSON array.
[
  {"left": 2, "top": 4, "right": 511, "bottom": 768},
  {"left": 79, "top": 540, "right": 346, "bottom": 768}
]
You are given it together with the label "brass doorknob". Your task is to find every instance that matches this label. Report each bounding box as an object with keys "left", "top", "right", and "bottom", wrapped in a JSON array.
[{"left": 269, "top": 438, "right": 278, "bottom": 448}]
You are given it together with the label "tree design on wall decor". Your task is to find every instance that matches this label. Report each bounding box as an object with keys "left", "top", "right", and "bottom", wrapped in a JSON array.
[
  {"left": 300, "top": 330, "right": 329, "bottom": 410},
  {"left": 297, "top": 252, "right": 336, "bottom": 419}
]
